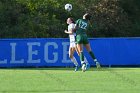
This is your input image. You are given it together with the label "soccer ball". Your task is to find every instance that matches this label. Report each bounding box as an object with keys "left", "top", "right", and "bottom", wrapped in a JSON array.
[{"left": 65, "top": 3, "right": 72, "bottom": 11}]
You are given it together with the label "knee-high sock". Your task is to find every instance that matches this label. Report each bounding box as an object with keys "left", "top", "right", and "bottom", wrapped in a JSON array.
[
  {"left": 71, "top": 56, "right": 78, "bottom": 66},
  {"left": 89, "top": 51, "right": 97, "bottom": 62},
  {"left": 84, "top": 56, "right": 88, "bottom": 64},
  {"left": 80, "top": 52, "right": 84, "bottom": 64}
]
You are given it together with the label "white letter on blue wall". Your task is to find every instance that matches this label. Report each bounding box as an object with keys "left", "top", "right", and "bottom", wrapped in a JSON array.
[
  {"left": 27, "top": 42, "right": 41, "bottom": 63},
  {"left": 10, "top": 43, "right": 24, "bottom": 64},
  {"left": 44, "top": 42, "right": 58, "bottom": 63},
  {"left": 62, "top": 42, "right": 71, "bottom": 63},
  {"left": 0, "top": 59, "right": 7, "bottom": 64}
]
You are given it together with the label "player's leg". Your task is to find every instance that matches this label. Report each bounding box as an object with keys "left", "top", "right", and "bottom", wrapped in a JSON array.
[
  {"left": 84, "top": 56, "right": 90, "bottom": 70},
  {"left": 69, "top": 46, "right": 79, "bottom": 71},
  {"left": 69, "top": 47, "right": 78, "bottom": 66},
  {"left": 76, "top": 35, "right": 87, "bottom": 72},
  {"left": 84, "top": 43, "right": 101, "bottom": 68},
  {"left": 76, "top": 35, "right": 84, "bottom": 64},
  {"left": 76, "top": 44, "right": 86, "bottom": 72},
  {"left": 75, "top": 44, "right": 89, "bottom": 65},
  {"left": 76, "top": 44, "right": 84, "bottom": 64}
]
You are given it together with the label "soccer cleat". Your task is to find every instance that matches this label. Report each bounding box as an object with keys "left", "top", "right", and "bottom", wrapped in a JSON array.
[
  {"left": 85, "top": 63, "right": 90, "bottom": 70},
  {"left": 96, "top": 62, "right": 101, "bottom": 68},
  {"left": 82, "top": 63, "right": 86, "bottom": 72},
  {"left": 75, "top": 66, "right": 79, "bottom": 72}
]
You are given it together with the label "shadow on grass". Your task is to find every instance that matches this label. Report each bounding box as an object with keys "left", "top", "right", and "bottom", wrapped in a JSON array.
[{"left": 0, "top": 89, "right": 94, "bottom": 93}]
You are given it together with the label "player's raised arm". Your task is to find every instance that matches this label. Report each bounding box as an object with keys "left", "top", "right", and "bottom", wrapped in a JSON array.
[{"left": 64, "top": 29, "right": 73, "bottom": 34}]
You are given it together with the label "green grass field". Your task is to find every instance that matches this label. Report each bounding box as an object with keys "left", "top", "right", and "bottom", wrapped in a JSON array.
[{"left": 0, "top": 68, "right": 139, "bottom": 93}]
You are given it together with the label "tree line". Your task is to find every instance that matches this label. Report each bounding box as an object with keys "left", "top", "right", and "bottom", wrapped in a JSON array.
[{"left": 0, "top": 0, "right": 140, "bottom": 38}]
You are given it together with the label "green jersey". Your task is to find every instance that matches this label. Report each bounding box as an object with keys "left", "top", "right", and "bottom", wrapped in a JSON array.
[
  {"left": 75, "top": 19, "right": 88, "bottom": 35},
  {"left": 75, "top": 19, "right": 89, "bottom": 44}
]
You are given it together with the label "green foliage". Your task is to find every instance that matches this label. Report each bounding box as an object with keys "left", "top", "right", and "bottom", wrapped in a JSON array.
[
  {"left": 87, "top": 0, "right": 133, "bottom": 37},
  {"left": 0, "top": 0, "right": 140, "bottom": 38},
  {"left": 119, "top": 0, "right": 140, "bottom": 36}
]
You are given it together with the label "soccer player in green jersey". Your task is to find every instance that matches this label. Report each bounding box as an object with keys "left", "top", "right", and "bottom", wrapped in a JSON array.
[{"left": 75, "top": 13, "right": 101, "bottom": 72}]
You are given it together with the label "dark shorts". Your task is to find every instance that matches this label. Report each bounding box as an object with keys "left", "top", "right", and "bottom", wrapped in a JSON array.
[{"left": 76, "top": 34, "right": 89, "bottom": 44}]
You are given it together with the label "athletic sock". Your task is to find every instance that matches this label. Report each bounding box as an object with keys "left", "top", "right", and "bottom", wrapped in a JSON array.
[
  {"left": 71, "top": 57, "right": 78, "bottom": 66},
  {"left": 89, "top": 51, "right": 99, "bottom": 63},
  {"left": 80, "top": 52, "right": 84, "bottom": 62},
  {"left": 84, "top": 56, "right": 88, "bottom": 64},
  {"left": 89, "top": 51, "right": 96, "bottom": 60},
  {"left": 81, "top": 61, "right": 85, "bottom": 64},
  {"left": 94, "top": 59, "right": 97, "bottom": 62}
]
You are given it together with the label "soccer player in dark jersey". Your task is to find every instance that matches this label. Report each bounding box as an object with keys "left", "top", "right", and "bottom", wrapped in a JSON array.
[{"left": 75, "top": 13, "right": 101, "bottom": 72}]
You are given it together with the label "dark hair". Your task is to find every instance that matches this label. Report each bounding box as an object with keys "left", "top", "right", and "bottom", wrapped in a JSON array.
[
  {"left": 84, "top": 13, "right": 91, "bottom": 20},
  {"left": 69, "top": 17, "right": 75, "bottom": 23}
]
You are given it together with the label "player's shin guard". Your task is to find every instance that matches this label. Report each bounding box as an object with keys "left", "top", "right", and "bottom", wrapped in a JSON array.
[
  {"left": 89, "top": 51, "right": 96, "bottom": 60},
  {"left": 80, "top": 52, "right": 86, "bottom": 72},
  {"left": 89, "top": 51, "right": 98, "bottom": 62},
  {"left": 89, "top": 51, "right": 101, "bottom": 68},
  {"left": 84, "top": 56, "right": 90, "bottom": 70},
  {"left": 84, "top": 56, "right": 88, "bottom": 64},
  {"left": 80, "top": 52, "right": 84, "bottom": 64}
]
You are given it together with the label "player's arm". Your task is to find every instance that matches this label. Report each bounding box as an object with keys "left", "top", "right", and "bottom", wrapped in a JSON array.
[
  {"left": 64, "top": 29, "right": 73, "bottom": 34},
  {"left": 64, "top": 24, "right": 75, "bottom": 34},
  {"left": 73, "top": 19, "right": 80, "bottom": 32}
]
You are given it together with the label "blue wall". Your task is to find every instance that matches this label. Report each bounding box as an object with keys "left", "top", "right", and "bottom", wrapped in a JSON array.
[{"left": 0, "top": 38, "right": 140, "bottom": 67}]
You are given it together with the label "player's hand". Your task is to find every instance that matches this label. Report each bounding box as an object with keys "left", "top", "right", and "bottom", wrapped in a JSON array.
[{"left": 64, "top": 30, "right": 68, "bottom": 33}]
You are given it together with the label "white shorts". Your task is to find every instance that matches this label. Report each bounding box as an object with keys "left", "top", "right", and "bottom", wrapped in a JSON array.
[
  {"left": 69, "top": 35, "right": 76, "bottom": 48},
  {"left": 70, "top": 42, "right": 76, "bottom": 48}
]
